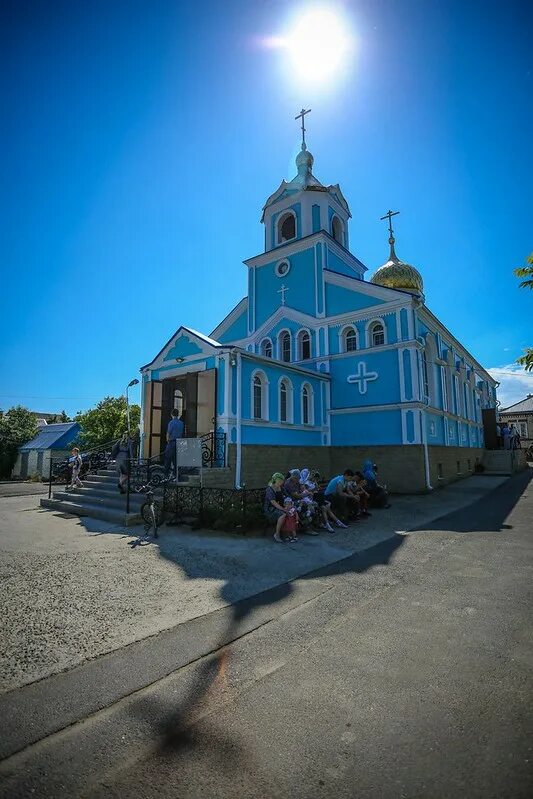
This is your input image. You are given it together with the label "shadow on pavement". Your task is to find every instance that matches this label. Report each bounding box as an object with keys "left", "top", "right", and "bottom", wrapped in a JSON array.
[
  {"left": 409, "top": 468, "right": 532, "bottom": 535},
  {"left": 125, "top": 533, "right": 405, "bottom": 775}
]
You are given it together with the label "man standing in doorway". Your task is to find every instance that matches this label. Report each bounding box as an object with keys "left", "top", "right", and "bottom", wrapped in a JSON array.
[{"left": 164, "top": 408, "right": 184, "bottom": 479}]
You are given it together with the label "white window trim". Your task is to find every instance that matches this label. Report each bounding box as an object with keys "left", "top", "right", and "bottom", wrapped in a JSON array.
[
  {"left": 301, "top": 382, "right": 314, "bottom": 426},
  {"left": 454, "top": 374, "right": 461, "bottom": 416},
  {"left": 278, "top": 376, "right": 294, "bottom": 424},
  {"left": 339, "top": 324, "right": 358, "bottom": 354},
  {"left": 251, "top": 369, "right": 269, "bottom": 421},
  {"left": 277, "top": 329, "right": 292, "bottom": 362},
  {"left": 296, "top": 327, "right": 312, "bottom": 361},
  {"left": 259, "top": 337, "right": 273, "bottom": 358},
  {"left": 365, "top": 317, "right": 387, "bottom": 348},
  {"left": 276, "top": 209, "right": 297, "bottom": 245}
]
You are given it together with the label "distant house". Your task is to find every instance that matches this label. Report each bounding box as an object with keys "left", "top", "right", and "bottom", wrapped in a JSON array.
[
  {"left": 12, "top": 422, "right": 81, "bottom": 480},
  {"left": 499, "top": 394, "right": 533, "bottom": 448}
]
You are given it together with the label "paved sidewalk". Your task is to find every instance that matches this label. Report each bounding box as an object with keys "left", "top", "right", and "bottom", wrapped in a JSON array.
[
  {"left": 0, "top": 475, "right": 507, "bottom": 693},
  {"left": 0, "top": 481, "right": 51, "bottom": 498}
]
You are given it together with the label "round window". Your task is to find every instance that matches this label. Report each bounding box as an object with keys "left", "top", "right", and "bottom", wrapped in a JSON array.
[{"left": 275, "top": 260, "right": 290, "bottom": 277}]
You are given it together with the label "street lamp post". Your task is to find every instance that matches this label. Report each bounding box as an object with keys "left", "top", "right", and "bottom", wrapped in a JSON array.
[{"left": 126, "top": 379, "right": 139, "bottom": 459}]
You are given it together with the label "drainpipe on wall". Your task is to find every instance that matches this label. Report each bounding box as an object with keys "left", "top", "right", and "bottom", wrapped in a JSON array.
[
  {"left": 415, "top": 336, "right": 433, "bottom": 491},
  {"left": 235, "top": 351, "right": 242, "bottom": 488},
  {"left": 421, "top": 408, "right": 433, "bottom": 491}
]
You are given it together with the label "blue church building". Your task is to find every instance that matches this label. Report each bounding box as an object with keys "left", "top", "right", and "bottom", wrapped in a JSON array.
[{"left": 140, "top": 129, "right": 498, "bottom": 492}]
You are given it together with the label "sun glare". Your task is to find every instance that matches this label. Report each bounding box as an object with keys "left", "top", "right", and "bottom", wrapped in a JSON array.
[{"left": 284, "top": 6, "right": 353, "bottom": 84}]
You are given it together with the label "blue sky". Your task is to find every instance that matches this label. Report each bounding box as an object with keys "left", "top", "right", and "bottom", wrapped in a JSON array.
[{"left": 1, "top": 0, "right": 532, "bottom": 415}]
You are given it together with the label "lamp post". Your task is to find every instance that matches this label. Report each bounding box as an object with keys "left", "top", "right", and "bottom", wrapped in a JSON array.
[{"left": 126, "top": 379, "right": 139, "bottom": 459}]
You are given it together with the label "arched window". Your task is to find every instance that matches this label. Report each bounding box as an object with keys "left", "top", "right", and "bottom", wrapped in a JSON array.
[
  {"left": 253, "top": 375, "right": 263, "bottom": 420},
  {"left": 173, "top": 388, "right": 185, "bottom": 417},
  {"left": 301, "top": 384, "right": 313, "bottom": 425},
  {"left": 278, "top": 211, "right": 296, "bottom": 243},
  {"left": 297, "top": 330, "right": 311, "bottom": 360},
  {"left": 370, "top": 322, "right": 385, "bottom": 347},
  {"left": 260, "top": 338, "right": 272, "bottom": 358},
  {"left": 280, "top": 381, "right": 287, "bottom": 422},
  {"left": 342, "top": 326, "right": 357, "bottom": 352},
  {"left": 331, "top": 215, "right": 343, "bottom": 244},
  {"left": 279, "top": 331, "right": 291, "bottom": 362}
]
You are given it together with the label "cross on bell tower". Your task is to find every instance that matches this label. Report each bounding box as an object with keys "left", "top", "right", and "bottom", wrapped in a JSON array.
[{"left": 295, "top": 108, "right": 311, "bottom": 149}]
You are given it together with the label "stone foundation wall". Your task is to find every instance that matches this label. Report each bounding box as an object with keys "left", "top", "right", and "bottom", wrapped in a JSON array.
[
  {"left": 427, "top": 446, "right": 484, "bottom": 488},
  {"left": 224, "top": 443, "right": 488, "bottom": 493},
  {"left": 229, "top": 443, "right": 428, "bottom": 493}
]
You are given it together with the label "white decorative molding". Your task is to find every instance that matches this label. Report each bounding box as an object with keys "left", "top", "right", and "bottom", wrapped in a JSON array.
[{"left": 347, "top": 362, "right": 379, "bottom": 395}]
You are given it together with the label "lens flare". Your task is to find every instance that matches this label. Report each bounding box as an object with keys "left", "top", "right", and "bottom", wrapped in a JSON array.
[{"left": 284, "top": 6, "right": 353, "bottom": 84}]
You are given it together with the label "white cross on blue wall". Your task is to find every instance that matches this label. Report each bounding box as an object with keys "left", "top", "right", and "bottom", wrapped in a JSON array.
[{"left": 347, "top": 362, "right": 379, "bottom": 395}]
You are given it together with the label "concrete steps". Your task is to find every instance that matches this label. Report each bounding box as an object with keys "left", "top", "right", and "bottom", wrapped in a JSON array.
[
  {"left": 40, "top": 498, "right": 141, "bottom": 526},
  {"left": 40, "top": 467, "right": 144, "bottom": 525},
  {"left": 40, "top": 462, "right": 235, "bottom": 524},
  {"left": 482, "top": 450, "right": 527, "bottom": 475}
]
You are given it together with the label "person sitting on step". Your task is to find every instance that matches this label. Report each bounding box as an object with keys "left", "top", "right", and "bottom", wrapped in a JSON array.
[
  {"left": 263, "top": 472, "right": 288, "bottom": 543},
  {"left": 324, "top": 469, "right": 360, "bottom": 521}
]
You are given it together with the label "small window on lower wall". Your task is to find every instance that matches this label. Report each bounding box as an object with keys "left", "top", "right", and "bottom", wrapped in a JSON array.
[
  {"left": 437, "top": 463, "right": 443, "bottom": 480},
  {"left": 468, "top": 459, "right": 471, "bottom": 471},
  {"left": 456, "top": 460, "right": 461, "bottom": 474}
]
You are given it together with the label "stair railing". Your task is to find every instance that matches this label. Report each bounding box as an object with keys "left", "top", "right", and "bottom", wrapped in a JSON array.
[
  {"left": 199, "top": 431, "right": 227, "bottom": 468},
  {"left": 48, "top": 437, "right": 121, "bottom": 499}
]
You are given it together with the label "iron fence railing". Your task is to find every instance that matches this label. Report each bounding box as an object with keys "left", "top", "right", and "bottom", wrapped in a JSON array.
[
  {"left": 163, "top": 484, "right": 265, "bottom": 532},
  {"left": 199, "top": 431, "right": 227, "bottom": 468}
]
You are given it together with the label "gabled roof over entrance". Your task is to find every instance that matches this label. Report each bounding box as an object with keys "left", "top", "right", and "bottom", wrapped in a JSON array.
[{"left": 140, "top": 326, "right": 224, "bottom": 371}]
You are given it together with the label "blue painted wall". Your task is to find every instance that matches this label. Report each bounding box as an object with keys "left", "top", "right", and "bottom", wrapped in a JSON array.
[
  {"left": 240, "top": 357, "right": 325, "bottom": 428},
  {"left": 217, "top": 309, "right": 248, "bottom": 343},
  {"left": 329, "top": 348, "right": 401, "bottom": 408},
  {"left": 151, "top": 355, "right": 216, "bottom": 380},
  {"left": 254, "top": 247, "right": 317, "bottom": 327},
  {"left": 325, "top": 248, "right": 363, "bottom": 281},
  {"left": 312, "top": 204, "right": 321, "bottom": 233},
  {"left": 330, "top": 409, "right": 403, "bottom": 445},
  {"left": 325, "top": 282, "right": 385, "bottom": 315}
]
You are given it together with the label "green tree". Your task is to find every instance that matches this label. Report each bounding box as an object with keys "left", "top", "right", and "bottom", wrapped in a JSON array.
[
  {"left": 0, "top": 406, "right": 39, "bottom": 478},
  {"left": 514, "top": 252, "right": 533, "bottom": 290},
  {"left": 74, "top": 396, "right": 141, "bottom": 449},
  {"left": 514, "top": 253, "right": 533, "bottom": 372},
  {"left": 59, "top": 410, "right": 71, "bottom": 422}
]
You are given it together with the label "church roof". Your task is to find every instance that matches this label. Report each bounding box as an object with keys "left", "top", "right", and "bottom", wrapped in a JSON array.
[
  {"left": 140, "top": 325, "right": 224, "bottom": 370},
  {"left": 261, "top": 144, "right": 351, "bottom": 221}
]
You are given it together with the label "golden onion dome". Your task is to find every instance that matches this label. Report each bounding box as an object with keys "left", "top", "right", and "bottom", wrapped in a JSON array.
[{"left": 370, "top": 238, "right": 423, "bottom": 294}]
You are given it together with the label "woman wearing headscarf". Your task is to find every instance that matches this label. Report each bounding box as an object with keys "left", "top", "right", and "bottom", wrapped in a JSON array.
[{"left": 264, "top": 472, "right": 288, "bottom": 543}]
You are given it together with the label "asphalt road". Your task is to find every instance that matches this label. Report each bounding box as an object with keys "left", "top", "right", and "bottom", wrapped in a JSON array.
[{"left": 1, "top": 470, "right": 532, "bottom": 798}]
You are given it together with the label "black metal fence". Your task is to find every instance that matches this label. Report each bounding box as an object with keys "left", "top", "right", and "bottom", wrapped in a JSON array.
[{"left": 163, "top": 484, "right": 266, "bottom": 533}]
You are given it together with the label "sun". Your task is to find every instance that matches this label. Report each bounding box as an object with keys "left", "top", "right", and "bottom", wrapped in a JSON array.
[{"left": 283, "top": 6, "right": 354, "bottom": 84}]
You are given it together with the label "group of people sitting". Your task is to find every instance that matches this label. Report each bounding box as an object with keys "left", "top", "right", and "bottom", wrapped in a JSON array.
[{"left": 264, "top": 460, "right": 390, "bottom": 544}]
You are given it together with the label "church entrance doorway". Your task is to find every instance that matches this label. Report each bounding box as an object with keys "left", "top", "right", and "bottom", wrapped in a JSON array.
[{"left": 146, "top": 369, "right": 217, "bottom": 458}]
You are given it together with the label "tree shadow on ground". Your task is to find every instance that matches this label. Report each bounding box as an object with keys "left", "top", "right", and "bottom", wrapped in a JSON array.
[
  {"left": 122, "top": 471, "right": 532, "bottom": 779},
  {"left": 123, "top": 531, "right": 405, "bottom": 786}
]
